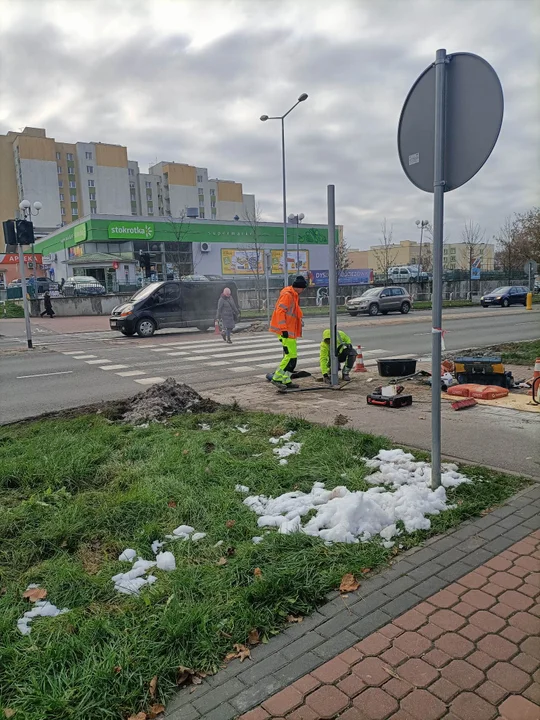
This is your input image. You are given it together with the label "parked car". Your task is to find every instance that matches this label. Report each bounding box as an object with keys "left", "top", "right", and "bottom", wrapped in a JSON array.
[
  {"left": 480, "top": 286, "right": 528, "bottom": 308},
  {"left": 63, "top": 276, "right": 106, "bottom": 296},
  {"left": 346, "top": 286, "right": 412, "bottom": 316},
  {"left": 387, "top": 266, "right": 429, "bottom": 283},
  {"left": 109, "top": 279, "right": 239, "bottom": 337}
]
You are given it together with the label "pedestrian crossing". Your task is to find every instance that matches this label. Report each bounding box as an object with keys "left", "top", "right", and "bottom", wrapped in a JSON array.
[{"left": 60, "top": 334, "right": 401, "bottom": 387}]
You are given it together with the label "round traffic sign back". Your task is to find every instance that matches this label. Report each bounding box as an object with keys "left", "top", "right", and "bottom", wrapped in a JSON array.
[{"left": 398, "top": 52, "right": 504, "bottom": 193}]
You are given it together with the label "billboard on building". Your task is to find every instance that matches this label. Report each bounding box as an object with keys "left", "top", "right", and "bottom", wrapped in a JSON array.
[
  {"left": 271, "top": 250, "right": 309, "bottom": 275},
  {"left": 310, "top": 269, "right": 372, "bottom": 286},
  {"left": 221, "top": 248, "right": 263, "bottom": 275}
]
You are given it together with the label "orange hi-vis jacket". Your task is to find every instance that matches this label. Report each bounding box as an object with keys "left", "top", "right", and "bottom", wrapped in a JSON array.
[{"left": 269, "top": 286, "right": 303, "bottom": 338}]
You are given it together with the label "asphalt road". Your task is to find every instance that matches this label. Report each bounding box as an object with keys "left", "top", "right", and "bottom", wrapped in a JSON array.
[{"left": 1, "top": 305, "right": 538, "bottom": 425}]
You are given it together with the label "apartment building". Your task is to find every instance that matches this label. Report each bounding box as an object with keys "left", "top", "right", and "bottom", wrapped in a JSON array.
[
  {"left": 0, "top": 127, "right": 256, "bottom": 251},
  {"left": 443, "top": 242, "right": 494, "bottom": 270}
]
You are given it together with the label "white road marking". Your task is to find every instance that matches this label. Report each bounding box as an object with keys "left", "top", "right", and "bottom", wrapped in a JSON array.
[
  {"left": 135, "top": 376, "right": 166, "bottom": 385},
  {"left": 86, "top": 359, "right": 111, "bottom": 364},
  {"left": 100, "top": 364, "right": 129, "bottom": 370},
  {"left": 72, "top": 354, "right": 97, "bottom": 360},
  {"left": 62, "top": 350, "right": 88, "bottom": 355},
  {"left": 116, "top": 370, "right": 146, "bottom": 377},
  {"left": 164, "top": 351, "right": 187, "bottom": 356},
  {"left": 150, "top": 347, "right": 177, "bottom": 352},
  {"left": 204, "top": 360, "right": 232, "bottom": 366},
  {"left": 230, "top": 366, "right": 258, "bottom": 372},
  {"left": 17, "top": 370, "right": 73, "bottom": 379}
]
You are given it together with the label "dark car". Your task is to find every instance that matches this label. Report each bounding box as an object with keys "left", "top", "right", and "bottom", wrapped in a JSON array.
[
  {"left": 346, "top": 286, "right": 412, "bottom": 316},
  {"left": 109, "top": 279, "right": 238, "bottom": 337},
  {"left": 63, "top": 276, "right": 106, "bottom": 296},
  {"left": 481, "top": 286, "right": 528, "bottom": 308}
]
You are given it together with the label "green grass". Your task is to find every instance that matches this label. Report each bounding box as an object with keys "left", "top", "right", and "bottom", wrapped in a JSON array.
[
  {"left": 0, "top": 411, "right": 529, "bottom": 720},
  {"left": 1, "top": 301, "right": 24, "bottom": 318},
  {"left": 490, "top": 339, "right": 540, "bottom": 366}
]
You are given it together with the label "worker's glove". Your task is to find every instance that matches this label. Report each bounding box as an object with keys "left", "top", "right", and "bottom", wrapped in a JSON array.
[
  {"left": 281, "top": 331, "right": 289, "bottom": 339},
  {"left": 323, "top": 374, "right": 331, "bottom": 384}
]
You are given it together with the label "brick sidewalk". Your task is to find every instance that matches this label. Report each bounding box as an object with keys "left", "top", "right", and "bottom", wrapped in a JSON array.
[
  {"left": 165, "top": 484, "right": 540, "bottom": 720},
  {"left": 242, "top": 532, "right": 540, "bottom": 720}
]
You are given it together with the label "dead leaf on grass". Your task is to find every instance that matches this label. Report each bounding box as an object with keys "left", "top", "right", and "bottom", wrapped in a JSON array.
[
  {"left": 22, "top": 587, "right": 47, "bottom": 603},
  {"left": 361, "top": 568, "right": 371, "bottom": 574},
  {"left": 176, "top": 666, "right": 196, "bottom": 686},
  {"left": 253, "top": 567, "right": 262, "bottom": 578},
  {"left": 191, "top": 676, "right": 203, "bottom": 685},
  {"left": 113, "top": 666, "right": 122, "bottom": 674},
  {"left": 127, "top": 713, "right": 147, "bottom": 720},
  {"left": 339, "top": 574, "right": 360, "bottom": 593},
  {"left": 182, "top": 449, "right": 189, "bottom": 456},
  {"left": 0, "top": 587, "right": 6, "bottom": 596},
  {"left": 286, "top": 615, "right": 303, "bottom": 624},
  {"left": 167, "top": 500, "right": 177, "bottom": 508},
  {"left": 234, "top": 644, "right": 251, "bottom": 662},
  {"left": 225, "top": 546, "right": 236, "bottom": 557},
  {"left": 225, "top": 520, "right": 235, "bottom": 529},
  {"left": 217, "top": 557, "right": 227, "bottom": 566},
  {"left": 149, "top": 676, "right": 158, "bottom": 699},
  {"left": 148, "top": 704, "right": 166, "bottom": 719},
  {"left": 248, "top": 629, "right": 260, "bottom": 646},
  {"left": 4, "top": 710, "right": 16, "bottom": 719}
]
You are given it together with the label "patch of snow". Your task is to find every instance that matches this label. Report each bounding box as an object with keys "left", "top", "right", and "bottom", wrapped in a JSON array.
[
  {"left": 252, "top": 536, "right": 263, "bottom": 544},
  {"left": 235, "top": 484, "right": 250, "bottom": 494},
  {"left": 236, "top": 425, "right": 249, "bottom": 433},
  {"left": 214, "top": 540, "right": 224, "bottom": 548},
  {"left": 156, "top": 551, "right": 176, "bottom": 571},
  {"left": 118, "top": 548, "right": 137, "bottom": 562},
  {"left": 17, "top": 600, "right": 69, "bottom": 635},
  {"left": 191, "top": 532, "right": 206, "bottom": 542},
  {"left": 243, "top": 448, "right": 471, "bottom": 544},
  {"left": 132, "top": 559, "right": 156, "bottom": 572},
  {"left": 269, "top": 430, "right": 295, "bottom": 444},
  {"left": 199, "top": 423, "right": 211, "bottom": 430},
  {"left": 172, "top": 525, "right": 195, "bottom": 537},
  {"left": 151, "top": 540, "right": 163, "bottom": 555}
]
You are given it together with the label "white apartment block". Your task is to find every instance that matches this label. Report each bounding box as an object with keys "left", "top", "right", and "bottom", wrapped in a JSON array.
[{"left": 0, "top": 127, "right": 256, "bottom": 249}]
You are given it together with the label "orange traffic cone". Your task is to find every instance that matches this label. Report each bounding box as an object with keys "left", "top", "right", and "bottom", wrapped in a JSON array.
[
  {"left": 214, "top": 320, "right": 221, "bottom": 335},
  {"left": 354, "top": 345, "right": 367, "bottom": 373},
  {"left": 528, "top": 357, "right": 540, "bottom": 395}
]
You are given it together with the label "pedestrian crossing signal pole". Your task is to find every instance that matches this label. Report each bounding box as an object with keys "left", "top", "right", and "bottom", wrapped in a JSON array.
[{"left": 327, "top": 185, "right": 339, "bottom": 387}]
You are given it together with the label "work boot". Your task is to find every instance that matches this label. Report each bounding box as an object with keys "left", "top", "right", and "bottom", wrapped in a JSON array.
[
  {"left": 271, "top": 380, "right": 299, "bottom": 390},
  {"left": 342, "top": 371, "right": 350, "bottom": 381}
]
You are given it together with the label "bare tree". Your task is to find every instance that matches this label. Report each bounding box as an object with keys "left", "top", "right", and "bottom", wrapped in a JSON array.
[
  {"left": 372, "top": 219, "right": 398, "bottom": 280},
  {"left": 494, "top": 215, "right": 525, "bottom": 284},
  {"left": 461, "top": 220, "right": 486, "bottom": 297},
  {"left": 239, "top": 204, "right": 265, "bottom": 310},
  {"left": 336, "top": 236, "right": 352, "bottom": 283},
  {"left": 166, "top": 211, "right": 193, "bottom": 277}
]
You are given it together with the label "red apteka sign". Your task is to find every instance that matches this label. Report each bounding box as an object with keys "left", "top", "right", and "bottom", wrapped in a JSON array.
[{"left": 0, "top": 253, "right": 43, "bottom": 265}]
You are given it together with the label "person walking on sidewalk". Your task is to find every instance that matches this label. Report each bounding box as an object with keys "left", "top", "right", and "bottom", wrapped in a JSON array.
[
  {"left": 269, "top": 275, "right": 307, "bottom": 389},
  {"left": 216, "top": 287, "right": 239, "bottom": 344},
  {"left": 319, "top": 328, "right": 357, "bottom": 383},
  {"left": 40, "top": 291, "right": 55, "bottom": 318}
]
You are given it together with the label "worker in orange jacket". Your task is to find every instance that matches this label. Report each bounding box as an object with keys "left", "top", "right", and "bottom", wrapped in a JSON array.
[{"left": 269, "top": 275, "right": 307, "bottom": 389}]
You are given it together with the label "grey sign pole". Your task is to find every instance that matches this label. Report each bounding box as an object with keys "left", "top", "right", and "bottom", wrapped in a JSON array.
[
  {"left": 265, "top": 251, "right": 271, "bottom": 326},
  {"left": 327, "top": 185, "right": 339, "bottom": 386},
  {"left": 18, "top": 242, "right": 33, "bottom": 349},
  {"left": 431, "top": 48, "right": 447, "bottom": 489}
]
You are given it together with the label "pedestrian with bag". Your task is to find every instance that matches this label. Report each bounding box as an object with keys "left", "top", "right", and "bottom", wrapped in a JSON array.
[
  {"left": 216, "top": 287, "right": 239, "bottom": 344},
  {"left": 319, "top": 328, "right": 356, "bottom": 383},
  {"left": 269, "top": 275, "right": 307, "bottom": 389},
  {"left": 40, "top": 291, "right": 55, "bottom": 318}
]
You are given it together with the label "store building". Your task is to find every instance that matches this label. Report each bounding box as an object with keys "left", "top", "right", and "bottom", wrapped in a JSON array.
[{"left": 35, "top": 215, "right": 340, "bottom": 290}]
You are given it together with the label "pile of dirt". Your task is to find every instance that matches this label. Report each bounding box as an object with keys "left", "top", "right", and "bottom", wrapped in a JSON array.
[
  {"left": 120, "top": 378, "right": 218, "bottom": 424},
  {"left": 238, "top": 321, "right": 268, "bottom": 333}
]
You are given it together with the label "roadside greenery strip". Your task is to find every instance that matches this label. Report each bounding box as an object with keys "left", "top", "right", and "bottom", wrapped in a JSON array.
[{"left": 0, "top": 411, "right": 529, "bottom": 720}]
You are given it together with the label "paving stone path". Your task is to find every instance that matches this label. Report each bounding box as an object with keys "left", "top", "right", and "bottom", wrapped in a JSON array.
[{"left": 165, "top": 484, "right": 540, "bottom": 720}]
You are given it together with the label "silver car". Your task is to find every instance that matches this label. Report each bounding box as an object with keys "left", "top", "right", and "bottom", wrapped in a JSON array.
[{"left": 346, "top": 286, "right": 412, "bottom": 316}]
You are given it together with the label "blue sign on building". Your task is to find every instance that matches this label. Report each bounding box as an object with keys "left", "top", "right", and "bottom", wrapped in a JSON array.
[{"left": 310, "top": 269, "right": 372, "bottom": 286}]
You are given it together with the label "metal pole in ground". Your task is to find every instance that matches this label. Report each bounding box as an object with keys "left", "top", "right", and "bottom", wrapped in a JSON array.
[
  {"left": 18, "top": 237, "right": 33, "bottom": 349},
  {"left": 281, "top": 118, "right": 288, "bottom": 288},
  {"left": 265, "top": 251, "right": 271, "bottom": 326},
  {"left": 327, "top": 185, "right": 339, "bottom": 387},
  {"left": 431, "top": 48, "right": 447, "bottom": 490}
]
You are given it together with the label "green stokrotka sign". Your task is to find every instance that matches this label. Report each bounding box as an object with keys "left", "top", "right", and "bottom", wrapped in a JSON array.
[
  {"left": 74, "top": 222, "right": 87, "bottom": 242},
  {"left": 107, "top": 221, "right": 155, "bottom": 240}
]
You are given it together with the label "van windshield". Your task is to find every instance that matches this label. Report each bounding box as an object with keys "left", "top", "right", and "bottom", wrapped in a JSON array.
[{"left": 130, "top": 282, "right": 164, "bottom": 302}]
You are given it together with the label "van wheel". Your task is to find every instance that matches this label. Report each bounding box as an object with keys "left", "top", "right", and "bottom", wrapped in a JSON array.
[
  {"left": 136, "top": 318, "right": 156, "bottom": 337},
  {"left": 401, "top": 302, "right": 411, "bottom": 314},
  {"left": 121, "top": 328, "right": 135, "bottom": 336},
  {"left": 197, "top": 325, "right": 211, "bottom": 332},
  {"left": 368, "top": 304, "right": 379, "bottom": 316}
]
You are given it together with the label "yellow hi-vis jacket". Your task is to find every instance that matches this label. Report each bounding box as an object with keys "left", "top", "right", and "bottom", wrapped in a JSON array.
[{"left": 320, "top": 328, "right": 352, "bottom": 374}]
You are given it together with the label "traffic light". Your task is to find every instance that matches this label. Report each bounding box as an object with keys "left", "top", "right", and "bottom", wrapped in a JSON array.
[
  {"left": 3, "top": 220, "right": 16, "bottom": 246},
  {"left": 15, "top": 219, "right": 35, "bottom": 245}
]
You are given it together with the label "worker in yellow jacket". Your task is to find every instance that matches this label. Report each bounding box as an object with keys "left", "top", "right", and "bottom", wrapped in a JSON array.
[{"left": 320, "top": 329, "right": 357, "bottom": 382}]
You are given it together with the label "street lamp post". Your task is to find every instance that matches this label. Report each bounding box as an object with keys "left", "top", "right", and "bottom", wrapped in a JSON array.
[
  {"left": 415, "top": 219, "right": 429, "bottom": 281},
  {"left": 18, "top": 199, "right": 42, "bottom": 349},
  {"left": 260, "top": 93, "right": 308, "bottom": 287},
  {"left": 288, "top": 212, "right": 305, "bottom": 272}
]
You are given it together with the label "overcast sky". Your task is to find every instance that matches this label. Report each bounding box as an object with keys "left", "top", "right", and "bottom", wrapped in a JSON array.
[{"left": 0, "top": 0, "right": 538, "bottom": 249}]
